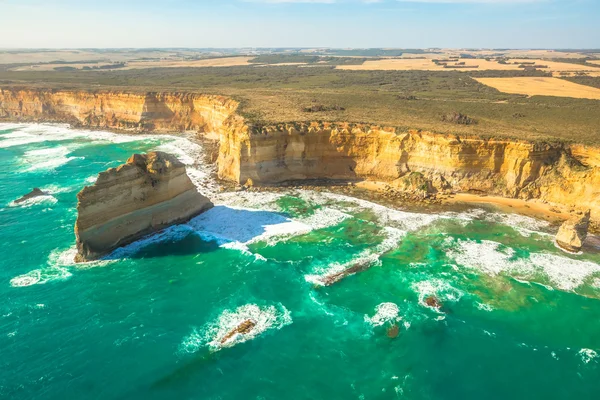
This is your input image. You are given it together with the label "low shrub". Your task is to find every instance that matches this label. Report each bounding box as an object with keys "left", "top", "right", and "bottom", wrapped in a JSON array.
[{"left": 441, "top": 112, "right": 477, "bottom": 125}]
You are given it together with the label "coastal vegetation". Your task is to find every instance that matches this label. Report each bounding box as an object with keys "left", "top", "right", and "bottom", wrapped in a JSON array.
[{"left": 2, "top": 65, "right": 599, "bottom": 144}]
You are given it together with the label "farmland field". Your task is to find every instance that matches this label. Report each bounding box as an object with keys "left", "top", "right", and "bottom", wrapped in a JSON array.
[{"left": 473, "top": 77, "right": 600, "bottom": 100}]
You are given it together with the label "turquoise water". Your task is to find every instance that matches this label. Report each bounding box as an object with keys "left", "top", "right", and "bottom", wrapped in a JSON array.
[{"left": 1, "top": 123, "right": 600, "bottom": 400}]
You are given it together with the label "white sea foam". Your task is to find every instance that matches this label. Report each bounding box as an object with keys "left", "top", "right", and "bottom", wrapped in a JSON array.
[
  {"left": 476, "top": 302, "right": 494, "bottom": 312},
  {"left": 366, "top": 302, "right": 401, "bottom": 327},
  {"left": 486, "top": 212, "right": 551, "bottom": 237},
  {"left": 154, "top": 136, "right": 220, "bottom": 195},
  {"left": 0, "top": 122, "right": 163, "bottom": 149},
  {"left": 305, "top": 226, "right": 405, "bottom": 286},
  {"left": 10, "top": 245, "right": 118, "bottom": 289},
  {"left": 411, "top": 279, "right": 465, "bottom": 307},
  {"left": 180, "top": 303, "right": 292, "bottom": 353},
  {"left": 446, "top": 238, "right": 600, "bottom": 291},
  {"left": 10, "top": 267, "right": 72, "bottom": 287},
  {"left": 8, "top": 194, "right": 57, "bottom": 208},
  {"left": 297, "top": 190, "right": 441, "bottom": 233},
  {"left": 46, "top": 246, "right": 116, "bottom": 270},
  {"left": 21, "top": 145, "right": 84, "bottom": 172},
  {"left": 578, "top": 348, "right": 598, "bottom": 364},
  {"left": 40, "top": 184, "right": 75, "bottom": 195},
  {"left": 213, "top": 191, "right": 285, "bottom": 211}
]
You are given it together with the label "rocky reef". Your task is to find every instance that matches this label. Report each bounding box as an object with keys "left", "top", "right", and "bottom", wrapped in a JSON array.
[
  {"left": 74, "top": 151, "right": 213, "bottom": 262},
  {"left": 15, "top": 188, "right": 48, "bottom": 204},
  {"left": 556, "top": 210, "right": 591, "bottom": 252}
]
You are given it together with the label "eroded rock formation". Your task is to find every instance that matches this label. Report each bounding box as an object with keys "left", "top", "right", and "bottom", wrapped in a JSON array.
[
  {"left": 556, "top": 210, "right": 591, "bottom": 252},
  {"left": 74, "top": 151, "right": 213, "bottom": 262}
]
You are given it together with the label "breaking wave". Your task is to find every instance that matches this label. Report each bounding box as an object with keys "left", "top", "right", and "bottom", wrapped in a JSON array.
[
  {"left": 365, "top": 302, "right": 401, "bottom": 327},
  {"left": 446, "top": 238, "right": 600, "bottom": 291}
]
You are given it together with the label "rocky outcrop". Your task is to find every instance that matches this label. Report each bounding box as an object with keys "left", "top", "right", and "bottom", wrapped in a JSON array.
[
  {"left": 424, "top": 296, "right": 444, "bottom": 310},
  {"left": 74, "top": 151, "right": 213, "bottom": 262},
  {"left": 318, "top": 259, "right": 376, "bottom": 286},
  {"left": 15, "top": 188, "right": 48, "bottom": 204},
  {"left": 556, "top": 210, "right": 591, "bottom": 252},
  {"left": 220, "top": 319, "right": 257, "bottom": 345}
]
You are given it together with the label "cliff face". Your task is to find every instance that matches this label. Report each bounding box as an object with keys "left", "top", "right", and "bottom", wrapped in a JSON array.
[
  {"left": 2, "top": 88, "right": 600, "bottom": 223},
  {"left": 75, "top": 151, "right": 213, "bottom": 262},
  {"left": 217, "top": 123, "right": 600, "bottom": 221},
  {"left": 0, "top": 88, "right": 239, "bottom": 137}
]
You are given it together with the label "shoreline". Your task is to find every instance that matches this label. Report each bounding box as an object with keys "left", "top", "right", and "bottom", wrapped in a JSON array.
[
  {"left": 0, "top": 121, "right": 590, "bottom": 231},
  {"left": 355, "top": 180, "right": 571, "bottom": 225}
]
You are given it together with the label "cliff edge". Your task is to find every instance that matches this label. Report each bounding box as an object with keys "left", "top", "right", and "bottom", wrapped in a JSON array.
[{"left": 74, "top": 151, "right": 213, "bottom": 262}]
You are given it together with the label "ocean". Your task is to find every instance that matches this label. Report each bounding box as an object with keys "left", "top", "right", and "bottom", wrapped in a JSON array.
[{"left": 1, "top": 123, "right": 599, "bottom": 399}]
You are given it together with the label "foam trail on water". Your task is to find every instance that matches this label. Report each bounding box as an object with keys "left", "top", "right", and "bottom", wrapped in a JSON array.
[
  {"left": 180, "top": 303, "right": 292, "bottom": 353},
  {"left": 10, "top": 246, "right": 117, "bottom": 288},
  {"left": 411, "top": 279, "right": 465, "bottom": 306},
  {"left": 446, "top": 238, "right": 600, "bottom": 291},
  {"left": 305, "top": 226, "right": 405, "bottom": 286},
  {"left": 297, "top": 190, "right": 441, "bottom": 232},
  {"left": 0, "top": 123, "right": 148, "bottom": 148},
  {"left": 21, "top": 145, "right": 84, "bottom": 172},
  {"left": 10, "top": 267, "right": 72, "bottom": 288},
  {"left": 578, "top": 349, "right": 598, "bottom": 364},
  {"left": 8, "top": 195, "right": 57, "bottom": 208},
  {"left": 153, "top": 135, "right": 220, "bottom": 196},
  {"left": 365, "top": 302, "right": 401, "bottom": 327}
]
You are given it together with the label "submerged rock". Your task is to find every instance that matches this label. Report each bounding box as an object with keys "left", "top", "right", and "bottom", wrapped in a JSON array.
[
  {"left": 15, "top": 188, "right": 48, "bottom": 204},
  {"left": 220, "top": 319, "right": 257, "bottom": 345},
  {"left": 74, "top": 151, "right": 213, "bottom": 262},
  {"left": 320, "top": 259, "right": 375, "bottom": 286},
  {"left": 556, "top": 210, "right": 590, "bottom": 253},
  {"left": 387, "top": 324, "right": 400, "bottom": 338},
  {"left": 424, "top": 296, "right": 443, "bottom": 310}
]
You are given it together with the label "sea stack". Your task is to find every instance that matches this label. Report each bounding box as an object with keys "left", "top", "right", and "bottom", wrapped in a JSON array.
[
  {"left": 555, "top": 210, "right": 591, "bottom": 253},
  {"left": 74, "top": 151, "right": 213, "bottom": 262}
]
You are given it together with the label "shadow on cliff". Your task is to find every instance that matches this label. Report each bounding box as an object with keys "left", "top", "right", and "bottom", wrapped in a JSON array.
[{"left": 112, "top": 206, "right": 293, "bottom": 260}]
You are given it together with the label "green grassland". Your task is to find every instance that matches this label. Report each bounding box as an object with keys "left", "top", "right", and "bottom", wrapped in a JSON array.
[{"left": 1, "top": 64, "right": 599, "bottom": 144}]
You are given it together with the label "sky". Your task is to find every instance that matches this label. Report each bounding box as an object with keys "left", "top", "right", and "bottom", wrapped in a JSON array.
[{"left": 0, "top": 0, "right": 598, "bottom": 49}]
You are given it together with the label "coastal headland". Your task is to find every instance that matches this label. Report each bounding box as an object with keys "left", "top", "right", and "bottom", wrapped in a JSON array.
[{"left": 1, "top": 87, "right": 599, "bottom": 229}]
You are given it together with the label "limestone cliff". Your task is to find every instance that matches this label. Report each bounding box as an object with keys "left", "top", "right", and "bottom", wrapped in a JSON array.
[
  {"left": 217, "top": 122, "right": 600, "bottom": 223},
  {"left": 0, "top": 88, "right": 239, "bottom": 137},
  {"left": 74, "top": 151, "right": 213, "bottom": 262}
]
